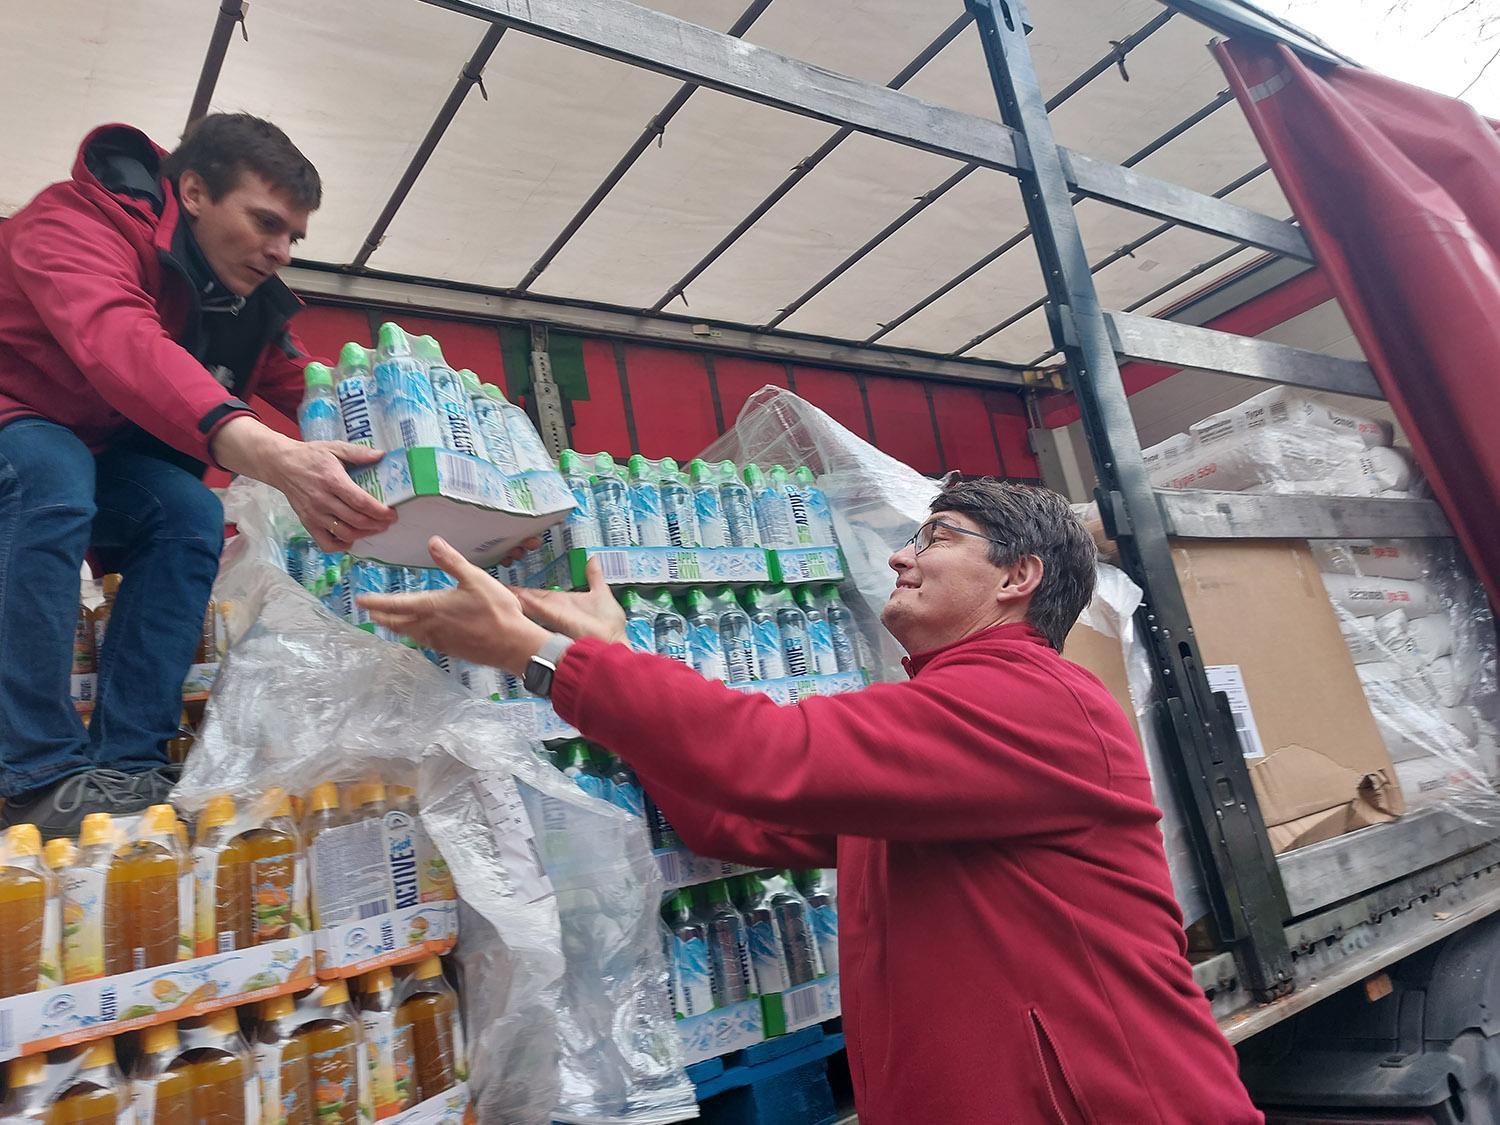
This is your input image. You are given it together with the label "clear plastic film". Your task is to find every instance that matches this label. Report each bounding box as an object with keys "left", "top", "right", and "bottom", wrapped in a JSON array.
[
  {"left": 1311, "top": 538, "right": 1500, "bottom": 821},
  {"left": 177, "top": 479, "right": 694, "bottom": 1125},
  {"left": 1144, "top": 386, "right": 1424, "bottom": 499},
  {"left": 699, "top": 386, "right": 940, "bottom": 683}
]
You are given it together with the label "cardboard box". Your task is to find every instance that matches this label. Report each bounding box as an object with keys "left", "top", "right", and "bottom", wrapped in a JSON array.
[
  {"left": 1067, "top": 540, "right": 1402, "bottom": 853},
  {"left": 352, "top": 448, "right": 574, "bottom": 568}
]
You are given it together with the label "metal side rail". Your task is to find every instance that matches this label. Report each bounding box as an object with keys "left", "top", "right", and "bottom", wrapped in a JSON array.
[{"left": 1198, "top": 831, "right": 1500, "bottom": 1043}]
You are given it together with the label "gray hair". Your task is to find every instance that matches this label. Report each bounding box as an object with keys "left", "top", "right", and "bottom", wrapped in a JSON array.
[{"left": 929, "top": 478, "right": 1098, "bottom": 651}]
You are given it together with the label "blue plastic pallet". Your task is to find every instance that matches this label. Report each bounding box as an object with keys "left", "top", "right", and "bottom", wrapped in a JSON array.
[{"left": 692, "top": 1025, "right": 846, "bottom": 1125}]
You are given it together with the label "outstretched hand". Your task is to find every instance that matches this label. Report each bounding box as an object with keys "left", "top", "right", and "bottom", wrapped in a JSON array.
[
  {"left": 356, "top": 536, "right": 550, "bottom": 674},
  {"left": 513, "top": 557, "right": 627, "bottom": 645}
]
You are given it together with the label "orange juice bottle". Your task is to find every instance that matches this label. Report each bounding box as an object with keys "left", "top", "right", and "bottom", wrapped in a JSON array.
[
  {"left": 0, "top": 1052, "right": 50, "bottom": 1120},
  {"left": 254, "top": 994, "right": 314, "bottom": 1125},
  {"left": 90, "top": 574, "right": 121, "bottom": 664},
  {"left": 388, "top": 786, "right": 454, "bottom": 904},
  {"left": 194, "top": 796, "right": 251, "bottom": 956},
  {"left": 61, "top": 814, "right": 113, "bottom": 984},
  {"left": 349, "top": 781, "right": 387, "bottom": 823},
  {"left": 46, "top": 1038, "right": 129, "bottom": 1123},
  {"left": 0, "top": 825, "right": 56, "bottom": 997},
  {"left": 106, "top": 805, "right": 183, "bottom": 974},
  {"left": 130, "top": 1021, "right": 194, "bottom": 1124},
  {"left": 72, "top": 603, "right": 96, "bottom": 676},
  {"left": 244, "top": 789, "right": 309, "bottom": 945},
  {"left": 396, "top": 957, "right": 468, "bottom": 1101},
  {"left": 294, "top": 981, "right": 365, "bottom": 1125},
  {"left": 357, "top": 968, "right": 416, "bottom": 1118},
  {"left": 302, "top": 783, "right": 344, "bottom": 929},
  {"left": 178, "top": 1009, "right": 257, "bottom": 1124}
]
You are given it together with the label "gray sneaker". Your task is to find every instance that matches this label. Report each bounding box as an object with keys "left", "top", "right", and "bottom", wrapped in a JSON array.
[
  {"left": 0, "top": 769, "right": 153, "bottom": 841},
  {"left": 130, "top": 764, "right": 183, "bottom": 806}
]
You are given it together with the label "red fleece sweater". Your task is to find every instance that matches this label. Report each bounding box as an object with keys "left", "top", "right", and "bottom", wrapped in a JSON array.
[{"left": 552, "top": 622, "right": 1261, "bottom": 1125}]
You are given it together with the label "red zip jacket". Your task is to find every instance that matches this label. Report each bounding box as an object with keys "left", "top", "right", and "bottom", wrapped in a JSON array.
[
  {"left": 0, "top": 124, "right": 308, "bottom": 463},
  {"left": 553, "top": 622, "right": 1262, "bottom": 1124}
]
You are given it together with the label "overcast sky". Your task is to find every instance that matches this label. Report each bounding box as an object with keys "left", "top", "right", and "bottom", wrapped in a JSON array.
[{"left": 1256, "top": 0, "right": 1500, "bottom": 117}]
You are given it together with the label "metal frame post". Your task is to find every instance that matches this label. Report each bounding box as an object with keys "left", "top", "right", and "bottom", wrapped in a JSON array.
[
  {"left": 966, "top": 0, "right": 1295, "bottom": 998},
  {"left": 528, "top": 325, "right": 571, "bottom": 458}
]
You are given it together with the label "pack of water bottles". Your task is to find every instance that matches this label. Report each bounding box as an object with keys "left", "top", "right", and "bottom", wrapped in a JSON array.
[
  {"left": 529, "top": 449, "right": 845, "bottom": 588},
  {"left": 296, "top": 324, "right": 575, "bottom": 568}
]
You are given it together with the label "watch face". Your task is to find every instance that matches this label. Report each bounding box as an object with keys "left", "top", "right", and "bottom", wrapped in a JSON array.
[{"left": 524, "top": 657, "right": 555, "bottom": 697}]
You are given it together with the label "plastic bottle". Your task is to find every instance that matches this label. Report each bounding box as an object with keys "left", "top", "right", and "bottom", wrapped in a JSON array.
[
  {"left": 73, "top": 601, "right": 96, "bottom": 678},
  {"left": 732, "top": 875, "right": 791, "bottom": 996},
  {"left": 556, "top": 741, "right": 612, "bottom": 803},
  {"left": 194, "top": 795, "right": 249, "bottom": 956},
  {"left": 818, "top": 586, "right": 861, "bottom": 673},
  {"left": 687, "top": 459, "right": 729, "bottom": 548},
  {"left": 333, "top": 342, "right": 385, "bottom": 499},
  {"left": 106, "top": 804, "right": 184, "bottom": 974},
  {"left": 45, "top": 837, "right": 78, "bottom": 981},
  {"left": 254, "top": 994, "right": 315, "bottom": 1125},
  {"left": 793, "top": 466, "right": 838, "bottom": 547},
  {"left": 662, "top": 890, "right": 714, "bottom": 1017},
  {"left": 770, "top": 464, "right": 812, "bottom": 547},
  {"left": 395, "top": 957, "right": 468, "bottom": 1103},
  {"left": 771, "top": 587, "right": 812, "bottom": 678},
  {"left": 765, "top": 872, "right": 824, "bottom": 984},
  {"left": 302, "top": 783, "right": 345, "bottom": 930},
  {"left": 795, "top": 869, "right": 840, "bottom": 977},
  {"left": 644, "top": 792, "right": 681, "bottom": 852},
  {"left": 412, "top": 337, "right": 482, "bottom": 459},
  {"left": 177, "top": 1008, "right": 258, "bottom": 1123},
  {"left": 0, "top": 1052, "right": 50, "bottom": 1120},
  {"left": 61, "top": 813, "right": 113, "bottom": 984},
  {"left": 297, "top": 362, "right": 343, "bottom": 444},
  {"left": 718, "top": 460, "right": 761, "bottom": 548},
  {"left": 131, "top": 1021, "right": 194, "bottom": 1124},
  {"left": 657, "top": 457, "right": 700, "bottom": 548},
  {"left": 602, "top": 753, "right": 645, "bottom": 818},
  {"left": 0, "top": 825, "right": 56, "bottom": 998},
  {"left": 377, "top": 786, "right": 422, "bottom": 913},
  {"left": 357, "top": 968, "right": 417, "bottom": 1118},
  {"left": 91, "top": 574, "right": 121, "bottom": 663},
  {"left": 483, "top": 384, "right": 554, "bottom": 473},
  {"left": 387, "top": 786, "right": 454, "bottom": 904},
  {"left": 794, "top": 586, "right": 839, "bottom": 676},
  {"left": 695, "top": 882, "right": 753, "bottom": 1007},
  {"left": 372, "top": 323, "right": 444, "bottom": 451},
  {"left": 626, "top": 455, "right": 669, "bottom": 547},
  {"left": 590, "top": 453, "right": 634, "bottom": 548},
  {"left": 48, "top": 1039, "right": 130, "bottom": 1124},
  {"left": 618, "top": 589, "right": 656, "bottom": 654},
  {"left": 740, "top": 587, "right": 786, "bottom": 681},
  {"left": 745, "top": 464, "right": 794, "bottom": 549},
  {"left": 680, "top": 589, "right": 728, "bottom": 682},
  {"left": 295, "top": 981, "right": 365, "bottom": 1125},
  {"left": 557, "top": 450, "right": 602, "bottom": 549},
  {"left": 245, "top": 789, "right": 310, "bottom": 946},
  {"left": 646, "top": 589, "right": 690, "bottom": 665},
  {"left": 465, "top": 370, "right": 517, "bottom": 474},
  {"left": 702, "top": 587, "right": 754, "bottom": 686}
]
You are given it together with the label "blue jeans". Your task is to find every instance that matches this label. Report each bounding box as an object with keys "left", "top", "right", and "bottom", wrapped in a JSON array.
[{"left": 0, "top": 418, "right": 223, "bottom": 797}]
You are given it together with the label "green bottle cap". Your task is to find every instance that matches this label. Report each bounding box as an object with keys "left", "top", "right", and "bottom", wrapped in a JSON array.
[
  {"left": 558, "top": 450, "right": 580, "bottom": 474},
  {"left": 768, "top": 464, "right": 790, "bottom": 485},
  {"left": 684, "top": 588, "right": 710, "bottom": 615},
  {"left": 482, "top": 384, "right": 510, "bottom": 403},
  {"left": 411, "top": 334, "right": 444, "bottom": 365},
  {"left": 459, "top": 368, "right": 484, "bottom": 393},
  {"left": 717, "top": 460, "right": 740, "bottom": 482},
  {"left": 660, "top": 457, "right": 680, "bottom": 476},
  {"left": 594, "top": 452, "right": 618, "bottom": 472},
  {"left": 743, "top": 464, "right": 765, "bottom": 487},
  {"left": 376, "top": 322, "right": 410, "bottom": 355},
  {"left": 337, "top": 342, "right": 372, "bottom": 372},
  {"left": 627, "top": 454, "right": 651, "bottom": 479},
  {"left": 706, "top": 881, "right": 732, "bottom": 905},
  {"left": 688, "top": 458, "right": 712, "bottom": 484},
  {"left": 794, "top": 466, "right": 816, "bottom": 484},
  {"left": 648, "top": 589, "right": 676, "bottom": 611},
  {"left": 669, "top": 890, "right": 692, "bottom": 915},
  {"left": 793, "top": 585, "right": 816, "bottom": 608},
  {"left": 303, "top": 362, "right": 333, "bottom": 389}
]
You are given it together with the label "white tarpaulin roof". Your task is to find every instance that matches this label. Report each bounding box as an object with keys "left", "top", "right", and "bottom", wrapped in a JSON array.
[{"left": 1, "top": 0, "right": 1307, "bottom": 373}]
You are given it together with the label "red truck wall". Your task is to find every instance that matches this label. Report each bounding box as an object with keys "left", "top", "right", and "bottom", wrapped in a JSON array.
[{"left": 284, "top": 304, "right": 1041, "bottom": 481}]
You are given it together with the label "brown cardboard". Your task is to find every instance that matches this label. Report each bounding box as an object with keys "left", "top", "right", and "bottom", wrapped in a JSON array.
[
  {"left": 1064, "top": 618, "right": 1140, "bottom": 741},
  {"left": 1066, "top": 540, "right": 1403, "bottom": 854}
]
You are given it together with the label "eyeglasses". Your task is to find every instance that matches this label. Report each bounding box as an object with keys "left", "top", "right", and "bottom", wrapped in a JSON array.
[{"left": 904, "top": 519, "right": 1007, "bottom": 556}]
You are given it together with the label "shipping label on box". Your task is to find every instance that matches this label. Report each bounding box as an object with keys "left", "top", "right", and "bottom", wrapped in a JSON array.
[
  {"left": 1206, "top": 664, "right": 1268, "bottom": 759},
  {"left": 354, "top": 449, "right": 573, "bottom": 569},
  {"left": 767, "top": 547, "right": 846, "bottom": 584},
  {"left": 313, "top": 901, "right": 458, "bottom": 978},
  {"left": 677, "top": 998, "right": 766, "bottom": 1066},
  {"left": 0, "top": 935, "right": 316, "bottom": 1060}
]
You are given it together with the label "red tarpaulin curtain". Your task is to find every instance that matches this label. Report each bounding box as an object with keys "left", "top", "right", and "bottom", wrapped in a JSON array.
[{"left": 1217, "top": 39, "right": 1500, "bottom": 607}]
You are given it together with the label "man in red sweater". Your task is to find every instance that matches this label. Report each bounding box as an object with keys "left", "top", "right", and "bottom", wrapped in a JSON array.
[
  {"left": 361, "top": 479, "right": 1261, "bottom": 1123},
  {"left": 0, "top": 115, "right": 393, "bottom": 835}
]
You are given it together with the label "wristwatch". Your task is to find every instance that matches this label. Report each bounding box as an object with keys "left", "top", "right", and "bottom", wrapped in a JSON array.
[{"left": 523, "top": 633, "right": 574, "bottom": 698}]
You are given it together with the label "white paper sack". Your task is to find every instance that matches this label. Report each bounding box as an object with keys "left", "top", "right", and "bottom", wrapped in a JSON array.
[
  {"left": 1322, "top": 573, "right": 1437, "bottom": 619},
  {"left": 182, "top": 481, "right": 696, "bottom": 1125},
  {"left": 1312, "top": 539, "right": 1430, "bottom": 582},
  {"left": 1188, "top": 385, "right": 1394, "bottom": 448},
  {"left": 1151, "top": 429, "right": 1373, "bottom": 494}
]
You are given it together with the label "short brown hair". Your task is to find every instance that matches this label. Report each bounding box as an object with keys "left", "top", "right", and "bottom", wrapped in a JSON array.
[
  {"left": 930, "top": 479, "right": 1097, "bottom": 652},
  {"left": 162, "top": 113, "right": 321, "bottom": 210}
]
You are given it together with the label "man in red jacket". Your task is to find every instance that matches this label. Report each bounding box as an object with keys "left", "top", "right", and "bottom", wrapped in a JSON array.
[
  {"left": 0, "top": 114, "right": 394, "bottom": 836},
  {"left": 360, "top": 479, "right": 1261, "bottom": 1123}
]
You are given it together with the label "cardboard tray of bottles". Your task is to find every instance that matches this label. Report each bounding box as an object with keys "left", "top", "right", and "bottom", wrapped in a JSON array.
[
  {"left": 677, "top": 977, "right": 842, "bottom": 1067},
  {"left": 528, "top": 545, "right": 846, "bottom": 590}
]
